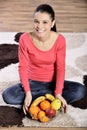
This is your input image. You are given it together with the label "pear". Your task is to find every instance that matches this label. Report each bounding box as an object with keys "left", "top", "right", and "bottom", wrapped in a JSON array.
[{"left": 51, "top": 99, "right": 61, "bottom": 111}]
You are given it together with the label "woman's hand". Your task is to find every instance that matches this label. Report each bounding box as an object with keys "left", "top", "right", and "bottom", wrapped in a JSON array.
[
  {"left": 23, "top": 91, "right": 32, "bottom": 115},
  {"left": 55, "top": 94, "right": 68, "bottom": 113}
]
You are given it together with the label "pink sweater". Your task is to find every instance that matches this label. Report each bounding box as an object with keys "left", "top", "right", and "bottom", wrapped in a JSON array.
[{"left": 18, "top": 32, "right": 66, "bottom": 95}]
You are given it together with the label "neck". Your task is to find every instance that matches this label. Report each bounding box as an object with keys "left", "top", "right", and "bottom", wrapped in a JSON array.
[
  {"left": 33, "top": 32, "right": 51, "bottom": 43},
  {"left": 39, "top": 33, "right": 51, "bottom": 42}
]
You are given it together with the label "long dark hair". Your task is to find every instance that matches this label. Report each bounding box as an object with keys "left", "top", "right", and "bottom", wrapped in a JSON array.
[{"left": 34, "top": 4, "right": 57, "bottom": 32}]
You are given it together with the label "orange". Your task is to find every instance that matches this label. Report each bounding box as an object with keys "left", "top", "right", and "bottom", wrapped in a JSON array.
[
  {"left": 33, "top": 114, "right": 38, "bottom": 120},
  {"left": 29, "top": 106, "right": 40, "bottom": 120},
  {"left": 40, "top": 100, "right": 51, "bottom": 111},
  {"left": 38, "top": 110, "right": 46, "bottom": 120},
  {"left": 39, "top": 116, "right": 50, "bottom": 123}
]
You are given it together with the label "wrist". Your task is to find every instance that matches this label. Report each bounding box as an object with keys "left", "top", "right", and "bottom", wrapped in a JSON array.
[
  {"left": 54, "top": 89, "right": 62, "bottom": 96},
  {"left": 55, "top": 94, "right": 62, "bottom": 98},
  {"left": 25, "top": 91, "right": 31, "bottom": 96}
]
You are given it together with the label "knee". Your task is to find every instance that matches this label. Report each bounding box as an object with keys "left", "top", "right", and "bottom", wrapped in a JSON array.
[
  {"left": 2, "top": 86, "right": 25, "bottom": 105},
  {"left": 75, "top": 83, "right": 86, "bottom": 100},
  {"left": 2, "top": 90, "right": 10, "bottom": 104},
  {"left": 2, "top": 88, "right": 16, "bottom": 104}
]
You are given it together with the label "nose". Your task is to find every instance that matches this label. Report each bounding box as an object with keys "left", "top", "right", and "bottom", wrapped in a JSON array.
[{"left": 37, "top": 22, "right": 43, "bottom": 29}]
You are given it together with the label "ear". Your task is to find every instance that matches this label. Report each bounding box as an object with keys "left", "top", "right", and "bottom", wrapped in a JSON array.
[{"left": 51, "top": 20, "right": 55, "bottom": 28}]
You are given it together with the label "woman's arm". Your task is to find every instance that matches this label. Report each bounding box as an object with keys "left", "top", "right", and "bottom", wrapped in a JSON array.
[
  {"left": 55, "top": 35, "right": 66, "bottom": 95},
  {"left": 55, "top": 35, "right": 68, "bottom": 112},
  {"left": 18, "top": 34, "right": 32, "bottom": 114},
  {"left": 18, "top": 34, "right": 30, "bottom": 92}
]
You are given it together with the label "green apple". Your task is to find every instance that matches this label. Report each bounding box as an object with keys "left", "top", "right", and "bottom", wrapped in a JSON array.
[{"left": 51, "top": 99, "right": 61, "bottom": 111}]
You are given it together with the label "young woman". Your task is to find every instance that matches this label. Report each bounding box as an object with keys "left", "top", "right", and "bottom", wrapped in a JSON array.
[{"left": 2, "top": 4, "right": 86, "bottom": 115}]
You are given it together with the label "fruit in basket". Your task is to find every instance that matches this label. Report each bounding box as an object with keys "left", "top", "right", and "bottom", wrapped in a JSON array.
[
  {"left": 45, "top": 108, "right": 56, "bottom": 118},
  {"left": 28, "top": 95, "right": 61, "bottom": 123},
  {"left": 29, "top": 106, "right": 40, "bottom": 120},
  {"left": 38, "top": 110, "right": 46, "bottom": 120},
  {"left": 39, "top": 115, "right": 50, "bottom": 123},
  {"left": 51, "top": 99, "right": 61, "bottom": 111},
  {"left": 45, "top": 93, "right": 55, "bottom": 101},
  {"left": 30, "top": 96, "right": 46, "bottom": 107},
  {"left": 39, "top": 100, "right": 51, "bottom": 111}
]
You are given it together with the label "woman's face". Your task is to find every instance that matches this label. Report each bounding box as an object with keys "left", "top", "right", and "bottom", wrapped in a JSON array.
[{"left": 33, "top": 11, "right": 54, "bottom": 39}]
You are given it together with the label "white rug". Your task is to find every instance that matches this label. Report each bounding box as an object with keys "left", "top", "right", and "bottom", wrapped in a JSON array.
[{"left": 0, "top": 32, "right": 87, "bottom": 127}]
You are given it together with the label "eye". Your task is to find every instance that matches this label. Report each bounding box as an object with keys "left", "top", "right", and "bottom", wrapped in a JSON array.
[
  {"left": 34, "top": 20, "right": 39, "bottom": 23},
  {"left": 43, "top": 21, "right": 48, "bottom": 24}
]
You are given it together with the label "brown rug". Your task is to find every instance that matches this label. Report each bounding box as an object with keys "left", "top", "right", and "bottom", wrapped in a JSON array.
[
  {"left": 0, "top": 106, "right": 24, "bottom": 127},
  {"left": 0, "top": 44, "right": 18, "bottom": 69}
]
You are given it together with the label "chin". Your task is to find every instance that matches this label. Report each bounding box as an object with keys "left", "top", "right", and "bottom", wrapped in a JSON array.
[{"left": 36, "top": 32, "right": 45, "bottom": 38}]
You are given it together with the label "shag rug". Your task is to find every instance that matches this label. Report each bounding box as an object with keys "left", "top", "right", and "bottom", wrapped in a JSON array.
[{"left": 0, "top": 32, "right": 87, "bottom": 127}]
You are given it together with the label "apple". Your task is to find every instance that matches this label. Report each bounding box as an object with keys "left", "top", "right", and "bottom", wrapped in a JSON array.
[
  {"left": 51, "top": 99, "right": 61, "bottom": 111},
  {"left": 46, "top": 108, "right": 56, "bottom": 118}
]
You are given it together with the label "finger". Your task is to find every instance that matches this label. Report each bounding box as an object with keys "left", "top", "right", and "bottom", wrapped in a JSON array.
[
  {"left": 23, "top": 105, "right": 27, "bottom": 115},
  {"left": 64, "top": 104, "right": 68, "bottom": 113},
  {"left": 64, "top": 105, "right": 66, "bottom": 113},
  {"left": 25, "top": 105, "right": 29, "bottom": 112}
]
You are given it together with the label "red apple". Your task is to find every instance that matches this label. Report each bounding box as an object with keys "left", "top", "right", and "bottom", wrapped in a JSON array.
[{"left": 46, "top": 108, "right": 56, "bottom": 118}]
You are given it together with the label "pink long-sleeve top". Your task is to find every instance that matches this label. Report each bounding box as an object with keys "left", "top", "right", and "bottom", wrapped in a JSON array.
[{"left": 18, "top": 32, "right": 66, "bottom": 95}]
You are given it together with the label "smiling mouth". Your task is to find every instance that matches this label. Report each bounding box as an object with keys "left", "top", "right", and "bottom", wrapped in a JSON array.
[{"left": 36, "top": 29, "right": 45, "bottom": 33}]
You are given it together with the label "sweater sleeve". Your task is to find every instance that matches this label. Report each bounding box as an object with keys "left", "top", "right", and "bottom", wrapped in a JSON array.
[
  {"left": 18, "top": 34, "right": 30, "bottom": 92},
  {"left": 54, "top": 35, "right": 66, "bottom": 95}
]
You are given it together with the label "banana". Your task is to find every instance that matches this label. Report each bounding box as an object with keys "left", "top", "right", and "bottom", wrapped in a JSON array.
[
  {"left": 45, "top": 93, "right": 55, "bottom": 102},
  {"left": 31, "top": 96, "right": 46, "bottom": 107}
]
